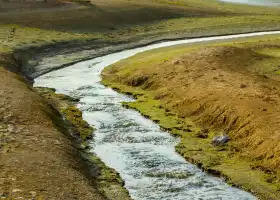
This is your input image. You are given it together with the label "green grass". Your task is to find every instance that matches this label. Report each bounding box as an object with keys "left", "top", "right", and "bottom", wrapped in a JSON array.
[
  {"left": 0, "top": 24, "right": 100, "bottom": 53},
  {"left": 34, "top": 86, "right": 130, "bottom": 200},
  {"left": 123, "top": 0, "right": 280, "bottom": 14},
  {"left": 62, "top": 106, "right": 94, "bottom": 140},
  {"left": 107, "top": 15, "right": 280, "bottom": 40},
  {"left": 1, "top": 0, "right": 280, "bottom": 56},
  {"left": 2, "top": 14, "right": 279, "bottom": 55},
  {"left": 35, "top": 87, "right": 94, "bottom": 141}
]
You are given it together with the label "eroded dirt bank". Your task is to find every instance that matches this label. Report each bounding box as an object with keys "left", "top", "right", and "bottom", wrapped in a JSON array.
[
  {"left": 102, "top": 37, "right": 280, "bottom": 200},
  {"left": 0, "top": 59, "right": 131, "bottom": 199},
  {"left": 0, "top": 66, "right": 107, "bottom": 199}
]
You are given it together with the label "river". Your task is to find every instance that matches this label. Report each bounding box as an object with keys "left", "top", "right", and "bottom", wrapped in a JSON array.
[
  {"left": 220, "top": 0, "right": 280, "bottom": 6},
  {"left": 34, "top": 31, "right": 280, "bottom": 200}
]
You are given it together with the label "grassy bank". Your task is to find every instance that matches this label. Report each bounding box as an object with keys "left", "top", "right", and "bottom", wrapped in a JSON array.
[
  {"left": 0, "top": 65, "right": 110, "bottom": 200},
  {"left": 102, "top": 34, "right": 280, "bottom": 200},
  {"left": 35, "top": 87, "right": 131, "bottom": 200}
]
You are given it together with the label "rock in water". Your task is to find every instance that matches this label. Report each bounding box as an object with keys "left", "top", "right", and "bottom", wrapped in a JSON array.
[{"left": 212, "top": 134, "right": 230, "bottom": 146}]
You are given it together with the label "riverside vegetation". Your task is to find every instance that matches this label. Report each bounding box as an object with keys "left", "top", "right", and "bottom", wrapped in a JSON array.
[
  {"left": 102, "top": 34, "right": 280, "bottom": 200},
  {"left": 34, "top": 87, "right": 131, "bottom": 199},
  {"left": 1, "top": 0, "right": 280, "bottom": 199}
]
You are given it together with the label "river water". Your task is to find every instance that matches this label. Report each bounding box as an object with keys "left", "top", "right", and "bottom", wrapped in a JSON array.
[
  {"left": 34, "top": 31, "right": 280, "bottom": 200},
  {"left": 220, "top": 0, "right": 280, "bottom": 6}
]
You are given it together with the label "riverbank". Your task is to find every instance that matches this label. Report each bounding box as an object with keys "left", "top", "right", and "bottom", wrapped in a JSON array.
[
  {"left": 0, "top": 66, "right": 109, "bottom": 199},
  {"left": 1, "top": 58, "right": 131, "bottom": 199},
  {"left": 101, "top": 34, "right": 280, "bottom": 200},
  {"left": 34, "top": 87, "right": 131, "bottom": 200}
]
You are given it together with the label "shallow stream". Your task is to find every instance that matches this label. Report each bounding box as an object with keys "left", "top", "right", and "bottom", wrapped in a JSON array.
[
  {"left": 220, "top": 0, "right": 280, "bottom": 6},
  {"left": 35, "top": 31, "right": 280, "bottom": 200}
]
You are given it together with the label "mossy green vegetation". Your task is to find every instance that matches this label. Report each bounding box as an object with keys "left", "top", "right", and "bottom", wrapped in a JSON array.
[
  {"left": 35, "top": 86, "right": 131, "bottom": 200},
  {"left": 145, "top": 171, "right": 193, "bottom": 179},
  {"left": 62, "top": 106, "right": 94, "bottom": 140},
  {"left": 87, "top": 154, "right": 131, "bottom": 200},
  {"left": 0, "top": 24, "right": 99, "bottom": 53},
  {"left": 102, "top": 34, "right": 280, "bottom": 200},
  {"left": 34, "top": 87, "right": 94, "bottom": 141},
  {"left": 103, "top": 80, "right": 280, "bottom": 200}
]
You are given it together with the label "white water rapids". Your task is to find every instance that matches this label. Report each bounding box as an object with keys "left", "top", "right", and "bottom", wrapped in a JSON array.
[{"left": 34, "top": 31, "right": 280, "bottom": 200}]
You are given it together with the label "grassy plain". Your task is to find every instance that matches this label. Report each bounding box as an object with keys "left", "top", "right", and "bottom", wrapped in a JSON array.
[{"left": 1, "top": 0, "right": 280, "bottom": 56}]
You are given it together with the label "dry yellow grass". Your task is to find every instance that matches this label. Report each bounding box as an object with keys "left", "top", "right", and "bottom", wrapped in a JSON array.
[{"left": 102, "top": 34, "right": 280, "bottom": 199}]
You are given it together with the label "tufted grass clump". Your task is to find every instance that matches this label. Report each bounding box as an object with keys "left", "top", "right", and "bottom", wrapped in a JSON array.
[{"left": 62, "top": 106, "right": 94, "bottom": 140}]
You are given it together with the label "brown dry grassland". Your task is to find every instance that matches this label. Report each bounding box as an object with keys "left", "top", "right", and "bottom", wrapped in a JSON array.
[{"left": 102, "top": 34, "right": 280, "bottom": 200}]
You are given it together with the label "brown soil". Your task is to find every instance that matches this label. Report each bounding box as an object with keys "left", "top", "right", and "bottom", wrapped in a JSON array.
[
  {"left": 103, "top": 45, "right": 280, "bottom": 176},
  {"left": 0, "top": 66, "right": 107, "bottom": 199}
]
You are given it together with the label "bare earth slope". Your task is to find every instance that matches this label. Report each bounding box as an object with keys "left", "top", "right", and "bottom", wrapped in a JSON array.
[{"left": 0, "top": 66, "right": 107, "bottom": 199}]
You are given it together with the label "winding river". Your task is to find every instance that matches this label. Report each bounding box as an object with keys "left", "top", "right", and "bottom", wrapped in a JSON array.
[{"left": 34, "top": 31, "right": 280, "bottom": 200}]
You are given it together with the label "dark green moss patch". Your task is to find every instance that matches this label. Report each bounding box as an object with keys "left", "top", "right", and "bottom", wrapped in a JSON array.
[
  {"left": 35, "top": 87, "right": 93, "bottom": 141},
  {"left": 35, "top": 86, "right": 131, "bottom": 200},
  {"left": 145, "top": 171, "right": 193, "bottom": 179},
  {"left": 62, "top": 106, "right": 94, "bottom": 140},
  {"left": 81, "top": 151, "right": 131, "bottom": 200}
]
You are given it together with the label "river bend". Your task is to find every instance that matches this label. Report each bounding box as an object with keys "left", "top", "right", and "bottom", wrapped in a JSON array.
[{"left": 35, "top": 31, "right": 280, "bottom": 200}]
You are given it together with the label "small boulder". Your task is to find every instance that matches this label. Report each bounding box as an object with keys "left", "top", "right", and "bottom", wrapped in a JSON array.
[{"left": 212, "top": 134, "right": 230, "bottom": 146}]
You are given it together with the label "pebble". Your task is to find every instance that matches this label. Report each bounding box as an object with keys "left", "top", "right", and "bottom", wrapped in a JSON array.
[
  {"left": 12, "top": 189, "right": 22, "bottom": 193},
  {"left": 212, "top": 134, "right": 230, "bottom": 146}
]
